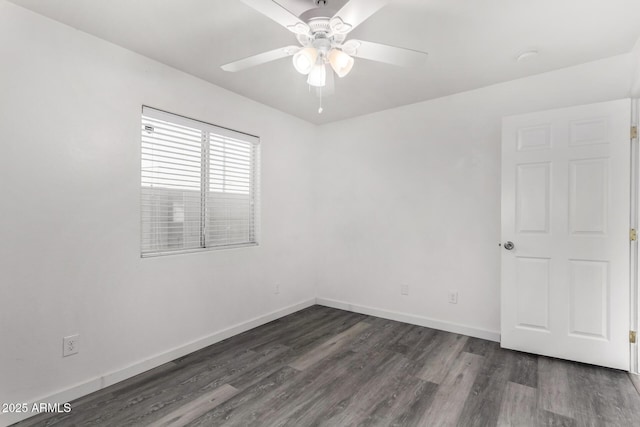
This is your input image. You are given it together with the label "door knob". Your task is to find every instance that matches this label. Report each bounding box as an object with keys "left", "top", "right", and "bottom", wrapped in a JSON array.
[{"left": 503, "top": 241, "right": 515, "bottom": 250}]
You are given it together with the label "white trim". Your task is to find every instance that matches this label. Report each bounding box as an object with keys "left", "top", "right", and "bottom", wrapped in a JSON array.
[
  {"left": 631, "top": 98, "right": 639, "bottom": 375},
  {"left": 316, "top": 297, "right": 501, "bottom": 343},
  {"left": 0, "top": 299, "right": 316, "bottom": 427}
]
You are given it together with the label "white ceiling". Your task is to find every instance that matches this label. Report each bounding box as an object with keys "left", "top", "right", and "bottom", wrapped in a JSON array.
[{"left": 9, "top": 0, "right": 640, "bottom": 124}]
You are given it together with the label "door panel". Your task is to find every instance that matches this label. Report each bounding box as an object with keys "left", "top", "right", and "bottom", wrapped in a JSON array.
[
  {"left": 501, "top": 99, "right": 630, "bottom": 370},
  {"left": 568, "top": 259, "right": 608, "bottom": 339},
  {"left": 569, "top": 158, "right": 608, "bottom": 235},
  {"left": 516, "top": 163, "right": 551, "bottom": 233},
  {"left": 515, "top": 256, "right": 550, "bottom": 330}
]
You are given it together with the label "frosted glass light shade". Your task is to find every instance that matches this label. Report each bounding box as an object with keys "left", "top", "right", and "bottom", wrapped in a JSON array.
[
  {"left": 328, "top": 49, "right": 354, "bottom": 78},
  {"left": 307, "top": 63, "right": 326, "bottom": 87},
  {"left": 292, "top": 48, "right": 318, "bottom": 75}
]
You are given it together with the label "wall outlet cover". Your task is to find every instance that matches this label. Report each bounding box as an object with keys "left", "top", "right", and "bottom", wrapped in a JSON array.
[
  {"left": 63, "top": 334, "right": 79, "bottom": 357},
  {"left": 448, "top": 291, "right": 458, "bottom": 304}
]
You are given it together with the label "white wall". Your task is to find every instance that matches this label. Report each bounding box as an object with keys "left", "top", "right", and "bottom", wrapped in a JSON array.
[
  {"left": 313, "top": 53, "right": 635, "bottom": 338},
  {"left": 0, "top": 1, "right": 316, "bottom": 423}
]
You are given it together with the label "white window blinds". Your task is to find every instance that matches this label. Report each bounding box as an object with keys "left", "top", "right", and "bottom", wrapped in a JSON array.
[{"left": 141, "top": 107, "right": 259, "bottom": 256}]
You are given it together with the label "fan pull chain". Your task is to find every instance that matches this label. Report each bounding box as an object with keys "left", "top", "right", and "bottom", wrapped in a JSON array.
[{"left": 318, "top": 88, "right": 323, "bottom": 114}]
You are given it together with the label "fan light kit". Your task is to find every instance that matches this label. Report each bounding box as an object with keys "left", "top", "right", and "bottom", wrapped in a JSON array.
[{"left": 222, "top": 0, "right": 428, "bottom": 114}]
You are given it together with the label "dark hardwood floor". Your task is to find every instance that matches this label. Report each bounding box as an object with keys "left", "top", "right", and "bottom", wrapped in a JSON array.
[{"left": 14, "top": 305, "right": 640, "bottom": 426}]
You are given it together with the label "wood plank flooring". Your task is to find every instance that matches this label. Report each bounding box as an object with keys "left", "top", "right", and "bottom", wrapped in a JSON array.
[{"left": 13, "top": 306, "right": 640, "bottom": 426}]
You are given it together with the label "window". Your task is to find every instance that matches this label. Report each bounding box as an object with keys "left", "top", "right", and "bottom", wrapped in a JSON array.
[{"left": 141, "top": 107, "right": 259, "bottom": 256}]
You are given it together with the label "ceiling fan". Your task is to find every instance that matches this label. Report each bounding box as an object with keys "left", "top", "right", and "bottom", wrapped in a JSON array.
[{"left": 221, "top": 0, "right": 428, "bottom": 111}]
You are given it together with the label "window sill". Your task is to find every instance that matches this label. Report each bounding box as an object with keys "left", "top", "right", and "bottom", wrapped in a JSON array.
[{"left": 141, "top": 242, "right": 259, "bottom": 258}]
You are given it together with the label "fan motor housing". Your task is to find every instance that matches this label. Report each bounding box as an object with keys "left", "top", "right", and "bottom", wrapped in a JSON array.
[
  {"left": 300, "top": 6, "right": 337, "bottom": 22},
  {"left": 311, "top": 36, "right": 332, "bottom": 54}
]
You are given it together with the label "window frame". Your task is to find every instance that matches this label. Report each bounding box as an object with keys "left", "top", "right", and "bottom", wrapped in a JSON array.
[{"left": 140, "top": 106, "right": 260, "bottom": 258}]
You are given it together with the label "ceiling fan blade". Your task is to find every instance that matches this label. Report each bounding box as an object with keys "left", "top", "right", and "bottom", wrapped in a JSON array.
[
  {"left": 221, "top": 46, "right": 300, "bottom": 72},
  {"left": 346, "top": 40, "right": 428, "bottom": 68},
  {"left": 330, "top": 0, "right": 390, "bottom": 34},
  {"left": 241, "top": 0, "right": 310, "bottom": 35}
]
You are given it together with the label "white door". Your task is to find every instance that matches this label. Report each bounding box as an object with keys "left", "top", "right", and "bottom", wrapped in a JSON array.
[{"left": 501, "top": 99, "right": 631, "bottom": 370}]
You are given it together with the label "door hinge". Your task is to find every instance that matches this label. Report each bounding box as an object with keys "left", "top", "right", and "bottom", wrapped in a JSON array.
[
  {"left": 631, "top": 330, "right": 637, "bottom": 344},
  {"left": 632, "top": 126, "right": 638, "bottom": 140},
  {"left": 630, "top": 229, "right": 637, "bottom": 241}
]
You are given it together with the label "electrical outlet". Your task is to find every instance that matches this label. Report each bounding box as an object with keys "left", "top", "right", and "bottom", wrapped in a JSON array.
[
  {"left": 400, "top": 284, "right": 409, "bottom": 296},
  {"left": 448, "top": 291, "right": 458, "bottom": 304},
  {"left": 63, "top": 335, "right": 79, "bottom": 357},
  {"left": 274, "top": 284, "right": 280, "bottom": 294}
]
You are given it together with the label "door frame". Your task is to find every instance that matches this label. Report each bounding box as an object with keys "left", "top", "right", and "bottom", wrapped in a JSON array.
[{"left": 631, "top": 98, "right": 639, "bottom": 375}]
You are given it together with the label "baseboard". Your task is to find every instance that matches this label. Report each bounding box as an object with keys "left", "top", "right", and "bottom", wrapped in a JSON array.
[
  {"left": 316, "top": 297, "right": 501, "bottom": 343},
  {"left": 1, "top": 298, "right": 316, "bottom": 427}
]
